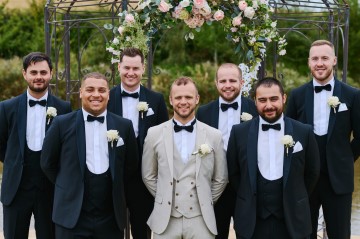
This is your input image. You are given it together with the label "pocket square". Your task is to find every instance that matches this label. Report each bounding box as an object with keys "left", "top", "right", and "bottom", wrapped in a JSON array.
[
  {"left": 116, "top": 137, "right": 124, "bottom": 147},
  {"left": 146, "top": 108, "right": 154, "bottom": 116},
  {"left": 338, "top": 103, "right": 348, "bottom": 112},
  {"left": 293, "top": 141, "right": 303, "bottom": 153}
]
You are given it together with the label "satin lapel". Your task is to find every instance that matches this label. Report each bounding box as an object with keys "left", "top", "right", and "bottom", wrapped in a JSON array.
[
  {"left": 138, "top": 86, "right": 147, "bottom": 148},
  {"left": 305, "top": 82, "right": 314, "bottom": 126},
  {"left": 211, "top": 100, "right": 219, "bottom": 128},
  {"left": 45, "top": 94, "right": 54, "bottom": 131},
  {"left": 195, "top": 122, "right": 206, "bottom": 180},
  {"left": 76, "top": 110, "right": 86, "bottom": 178},
  {"left": 283, "top": 117, "right": 294, "bottom": 188},
  {"left": 247, "top": 117, "right": 259, "bottom": 193},
  {"left": 107, "top": 114, "right": 116, "bottom": 180},
  {"left": 164, "top": 121, "right": 174, "bottom": 179},
  {"left": 327, "top": 79, "right": 341, "bottom": 142},
  {"left": 241, "top": 96, "right": 249, "bottom": 114},
  {"left": 17, "top": 93, "right": 27, "bottom": 160},
  {"left": 115, "top": 85, "right": 123, "bottom": 116}
]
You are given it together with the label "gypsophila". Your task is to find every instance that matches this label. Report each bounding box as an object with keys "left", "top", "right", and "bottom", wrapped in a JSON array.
[
  {"left": 137, "top": 102, "right": 149, "bottom": 119},
  {"left": 46, "top": 107, "right": 57, "bottom": 125},
  {"left": 327, "top": 96, "right": 341, "bottom": 113},
  {"left": 281, "top": 135, "right": 295, "bottom": 156},
  {"left": 240, "top": 112, "right": 253, "bottom": 122},
  {"left": 107, "top": 130, "right": 120, "bottom": 148},
  {"left": 192, "top": 144, "right": 213, "bottom": 157}
]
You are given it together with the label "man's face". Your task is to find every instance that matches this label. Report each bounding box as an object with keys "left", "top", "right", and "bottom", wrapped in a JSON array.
[
  {"left": 308, "top": 44, "right": 337, "bottom": 84},
  {"left": 80, "top": 77, "right": 109, "bottom": 116},
  {"left": 215, "top": 66, "right": 243, "bottom": 102},
  {"left": 255, "top": 84, "right": 286, "bottom": 123},
  {"left": 170, "top": 83, "right": 199, "bottom": 123},
  {"left": 23, "top": 61, "right": 52, "bottom": 95},
  {"left": 118, "top": 55, "right": 145, "bottom": 92}
]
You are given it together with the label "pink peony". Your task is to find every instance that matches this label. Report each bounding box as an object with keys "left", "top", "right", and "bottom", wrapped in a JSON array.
[
  {"left": 232, "top": 16, "right": 242, "bottom": 26},
  {"left": 193, "top": 0, "right": 206, "bottom": 9},
  {"left": 124, "top": 14, "right": 135, "bottom": 24},
  {"left": 238, "top": 1, "right": 247, "bottom": 11},
  {"left": 158, "top": 0, "right": 171, "bottom": 12},
  {"left": 213, "top": 10, "right": 224, "bottom": 21}
]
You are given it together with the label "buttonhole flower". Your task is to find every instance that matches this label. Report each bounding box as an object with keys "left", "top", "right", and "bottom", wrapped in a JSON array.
[
  {"left": 137, "top": 101, "right": 149, "bottom": 119},
  {"left": 107, "top": 130, "right": 120, "bottom": 148},
  {"left": 327, "top": 96, "right": 341, "bottom": 113},
  {"left": 281, "top": 135, "right": 295, "bottom": 156},
  {"left": 192, "top": 144, "right": 213, "bottom": 157},
  {"left": 240, "top": 112, "right": 253, "bottom": 122},
  {"left": 46, "top": 107, "right": 57, "bottom": 125}
]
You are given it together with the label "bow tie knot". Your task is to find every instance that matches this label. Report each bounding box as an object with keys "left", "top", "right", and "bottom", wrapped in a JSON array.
[
  {"left": 87, "top": 115, "right": 105, "bottom": 123},
  {"left": 29, "top": 99, "right": 47, "bottom": 107},
  {"left": 121, "top": 91, "right": 139, "bottom": 99},
  {"left": 262, "top": 123, "right": 281, "bottom": 131},
  {"left": 314, "top": 84, "right": 332, "bottom": 93},
  {"left": 173, "top": 119, "right": 196, "bottom": 133},
  {"left": 220, "top": 102, "right": 239, "bottom": 112}
]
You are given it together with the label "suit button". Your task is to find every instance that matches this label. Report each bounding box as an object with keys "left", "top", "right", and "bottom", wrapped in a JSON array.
[
  {"left": 175, "top": 206, "right": 178, "bottom": 209},
  {"left": 176, "top": 193, "right": 179, "bottom": 196},
  {"left": 170, "top": 182, "right": 173, "bottom": 185},
  {"left": 190, "top": 207, "right": 193, "bottom": 210},
  {"left": 190, "top": 194, "right": 193, "bottom": 197},
  {"left": 168, "top": 201, "right": 171, "bottom": 205},
  {"left": 177, "top": 180, "right": 179, "bottom": 183},
  {"left": 191, "top": 182, "right": 194, "bottom": 184}
]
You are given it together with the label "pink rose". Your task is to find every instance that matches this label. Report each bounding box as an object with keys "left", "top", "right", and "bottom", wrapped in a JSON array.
[
  {"left": 158, "top": 0, "right": 171, "bottom": 12},
  {"left": 124, "top": 14, "right": 135, "bottom": 23},
  {"left": 193, "top": 0, "right": 206, "bottom": 9},
  {"left": 232, "top": 16, "right": 242, "bottom": 26},
  {"left": 238, "top": 1, "right": 247, "bottom": 11},
  {"left": 213, "top": 10, "right": 224, "bottom": 21}
]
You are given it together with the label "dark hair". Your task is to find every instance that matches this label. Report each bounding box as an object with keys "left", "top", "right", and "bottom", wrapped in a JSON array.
[
  {"left": 81, "top": 72, "right": 109, "bottom": 87},
  {"left": 253, "top": 77, "right": 284, "bottom": 97},
  {"left": 23, "top": 52, "right": 52, "bottom": 72},
  {"left": 170, "top": 76, "right": 198, "bottom": 94},
  {"left": 119, "top": 48, "right": 144, "bottom": 64}
]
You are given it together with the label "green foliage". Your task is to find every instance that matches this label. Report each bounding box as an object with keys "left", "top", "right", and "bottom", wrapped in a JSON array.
[
  {"left": 0, "top": 57, "right": 27, "bottom": 101},
  {"left": 348, "top": 0, "right": 360, "bottom": 81}
]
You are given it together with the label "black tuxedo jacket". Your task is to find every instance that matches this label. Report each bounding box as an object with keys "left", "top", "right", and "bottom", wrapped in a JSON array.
[
  {"left": 227, "top": 116, "right": 320, "bottom": 239},
  {"left": 286, "top": 79, "right": 360, "bottom": 194},
  {"left": 40, "top": 110, "right": 139, "bottom": 229},
  {"left": 0, "top": 92, "right": 71, "bottom": 206},
  {"left": 196, "top": 96, "right": 258, "bottom": 127},
  {"left": 107, "top": 85, "right": 168, "bottom": 155}
]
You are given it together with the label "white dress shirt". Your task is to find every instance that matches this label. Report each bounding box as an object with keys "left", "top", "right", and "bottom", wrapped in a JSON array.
[
  {"left": 173, "top": 118, "right": 197, "bottom": 164},
  {"left": 83, "top": 109, "right": 109, "bottom": 174},
  {"left": 26, "top": 90, "right": 47, "bottom": 151},
  {"left": 257, "top": 115, "right": 285, "bottom": 180},
  {"left": 218, "top": 95, "right": 242, "bottom": 150},
  {"left": 121, "top": 84, "right": 140, "bottom": 137},
  {"left": 313, "top": 78, "right": 334, "bottom": 136}
]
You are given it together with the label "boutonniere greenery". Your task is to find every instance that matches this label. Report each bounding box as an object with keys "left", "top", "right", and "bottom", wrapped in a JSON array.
[
  {"left": 192, "top": 144, "right": 213, "bottom": 157},
  {"left": 107, "top": 130, "right": 120, "bottom": 148},
  {"left": 137, "top": 101, "right": 149, "bottom": 119},
  {"left": 46, "top": 107, "right": 57, "bottom": 125},
  {"left": 281, "top": 135, "right": 295, "bottom": 156},
  {"left": 240, "top": 112, "right": 253, "bottom": 122},
  {"left": 327, "top": 96, "right": 341, "bottom": 113}
]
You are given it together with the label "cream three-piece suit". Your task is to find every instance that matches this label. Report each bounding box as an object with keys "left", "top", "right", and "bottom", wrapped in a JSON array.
[{"left": 142, "top": 119, "right": 228, "bottom": 236}]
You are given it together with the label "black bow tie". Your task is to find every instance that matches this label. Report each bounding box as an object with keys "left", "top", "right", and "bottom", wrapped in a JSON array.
[
  {"left": 29, "top": 99, "right": 47, "bottom": 107},
  {"left": 87, "top": 115, "right": 105, "bottom": 123},
  {"left": 173, "top": 119, "right": 196, "bottom": 133},
  {"left": 121, "top": 91, "right": 139, "bottom": 99},
  {"left": 262, "top": 123, "right": 281, "bottom": 131},
  {"left": 220, "top": 102, "right": 239, "bottom": 112},
  {"left": 314, "top": 84, "right": 332, "bottom": 93}
]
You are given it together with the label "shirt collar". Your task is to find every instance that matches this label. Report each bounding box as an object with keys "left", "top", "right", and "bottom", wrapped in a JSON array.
[
  {"left": 312, "top": 77, "right": 334, "bottom": 88},
  {"left": 121, "top": 84, "right": 140, "bottom": 94},
  {"left": 27, "top": 90, "right": 48, "bottom": 101},
  {"left": 218, "top": 95, "right": 241, "bottom": 107}
]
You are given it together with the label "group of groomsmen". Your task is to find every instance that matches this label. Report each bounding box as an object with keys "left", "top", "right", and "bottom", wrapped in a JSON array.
[{"left": 0, "top": 39, "right": 359, "bottom": 239}]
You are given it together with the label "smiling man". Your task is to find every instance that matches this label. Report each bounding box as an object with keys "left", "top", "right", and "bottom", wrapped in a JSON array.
[
  {"left": 0, "top": 52, "right": 71, "bottom": 239},
  {"left": 196, "top": 63, "right": 257, "bottom": 239},
  {"left": 41, "top": 72, "right": 139, "bottom": 239},
  {"left": 142, "top": 76, "right": 228, "bottom": 239},
  {"left": 286, "top": 39, "right": 360, "bottom": 238}
]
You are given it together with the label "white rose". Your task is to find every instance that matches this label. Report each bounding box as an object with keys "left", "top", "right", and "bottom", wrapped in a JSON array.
[
  {"left": 46, "top": 107, "right": 57, "bottom": 117},
  {"left": 180, "top": 0, "right": 190, "bottom": 7},
  {"left": 279, "top": 49, "right": 286, "bottom": 56},
  {"left": 327, "top": 96, "right": 341, "bottom": 113},
  {"left": 107, "top": 130, "right": 120, "bottom": 147},
  {"left": 281, "top": 135, "right": 294, "bottom": 147},
  {"left": 271, "top": 21, "right": 277, "bottom": 28},
  {"left": 137, "top": 101, "right": 149, "bottom": 112},
  {"left": 244, "top": 7, "right": 255, "bottom": 19},
  {"left": 199, "top": 144, "right": 212, "bottom": 155},
  {"left": 240, "top": 112, "right": 253, "bottom": 121},
  {"left": 112, "top": 38, "right": 120, "bottom": 45}
]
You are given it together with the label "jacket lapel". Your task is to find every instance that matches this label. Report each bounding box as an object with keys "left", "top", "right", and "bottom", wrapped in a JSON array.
[
  {"left": 305, "top": 82, "right": 314, "bottom": 126},
  {"left": 247, "top": 117, "right": 259, "bottom": 194},
  {"left": 327, "top": 79, "right": 341, "bottom": 141},
  {"left": 211, "top": 100, "right": 220, "bottom": 128},
  {"left": 45, "top": 94, "right": 54, "bottom": 131},
  {"left": 107, "top": 114, "right": 116, "bottom": 180},
  {"left": 164, "top": 121, "right": 174, "bottom": 179},
  {"left": 17, "top": 93, "right": 27, "bottom": 160},
  {"left": 114, "top": 85, "right": 123, "bottom": 116},
  {"left": 76, "top": 110, "right": 86, "bottom": 178},
  {"left": 138, "top": 86, "right": 147, "bottom": 148},
  {"left": 194, "top": 122, "right": 206, "bottom": 180},
  {"left": 283, "top": 117, "right": 294, "bottom": 188}
]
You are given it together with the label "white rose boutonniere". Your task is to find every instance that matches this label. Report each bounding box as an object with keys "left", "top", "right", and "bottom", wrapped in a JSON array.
[
  {"left": 137, "top": 101, "right": 149, "bottom": 119},
  {"left": 46, "top": 107, "right": 57, "bottom": 125},
  {"left": 281, "top": 135, "right": 295, "bottom": 156},
  {"left": 192, "top": 144, "right": 213, "bottom": 157},
  {"left": 327, "top": 96, "right": 341, "bottom": 113},
  {"left": 107, "top": 130, "right": 120, "bottom": 148},
  {"left": 240, "top": 112, "right": 253, "bottom": 122}
]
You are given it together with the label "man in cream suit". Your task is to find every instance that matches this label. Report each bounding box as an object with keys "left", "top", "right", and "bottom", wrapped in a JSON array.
[{"left": 142, "top": 76, "right": 228, "bottom": 238}]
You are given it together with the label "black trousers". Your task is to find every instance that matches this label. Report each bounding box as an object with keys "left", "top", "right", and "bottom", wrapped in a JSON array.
[
  {"left": 55, "top": 211, "right": 123, "bottom": 239},
  {"left": 251, "top": 215, "right": 291, "bottom": 239},
  {"left": 3, "top": 187, "right": 54, "bottom": 239},
  {"left": 309, "top": 173, "right": 352, "bottom": 239},
  {"left": 214, "top": 185, "right": 236, "bottom": 239}
]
